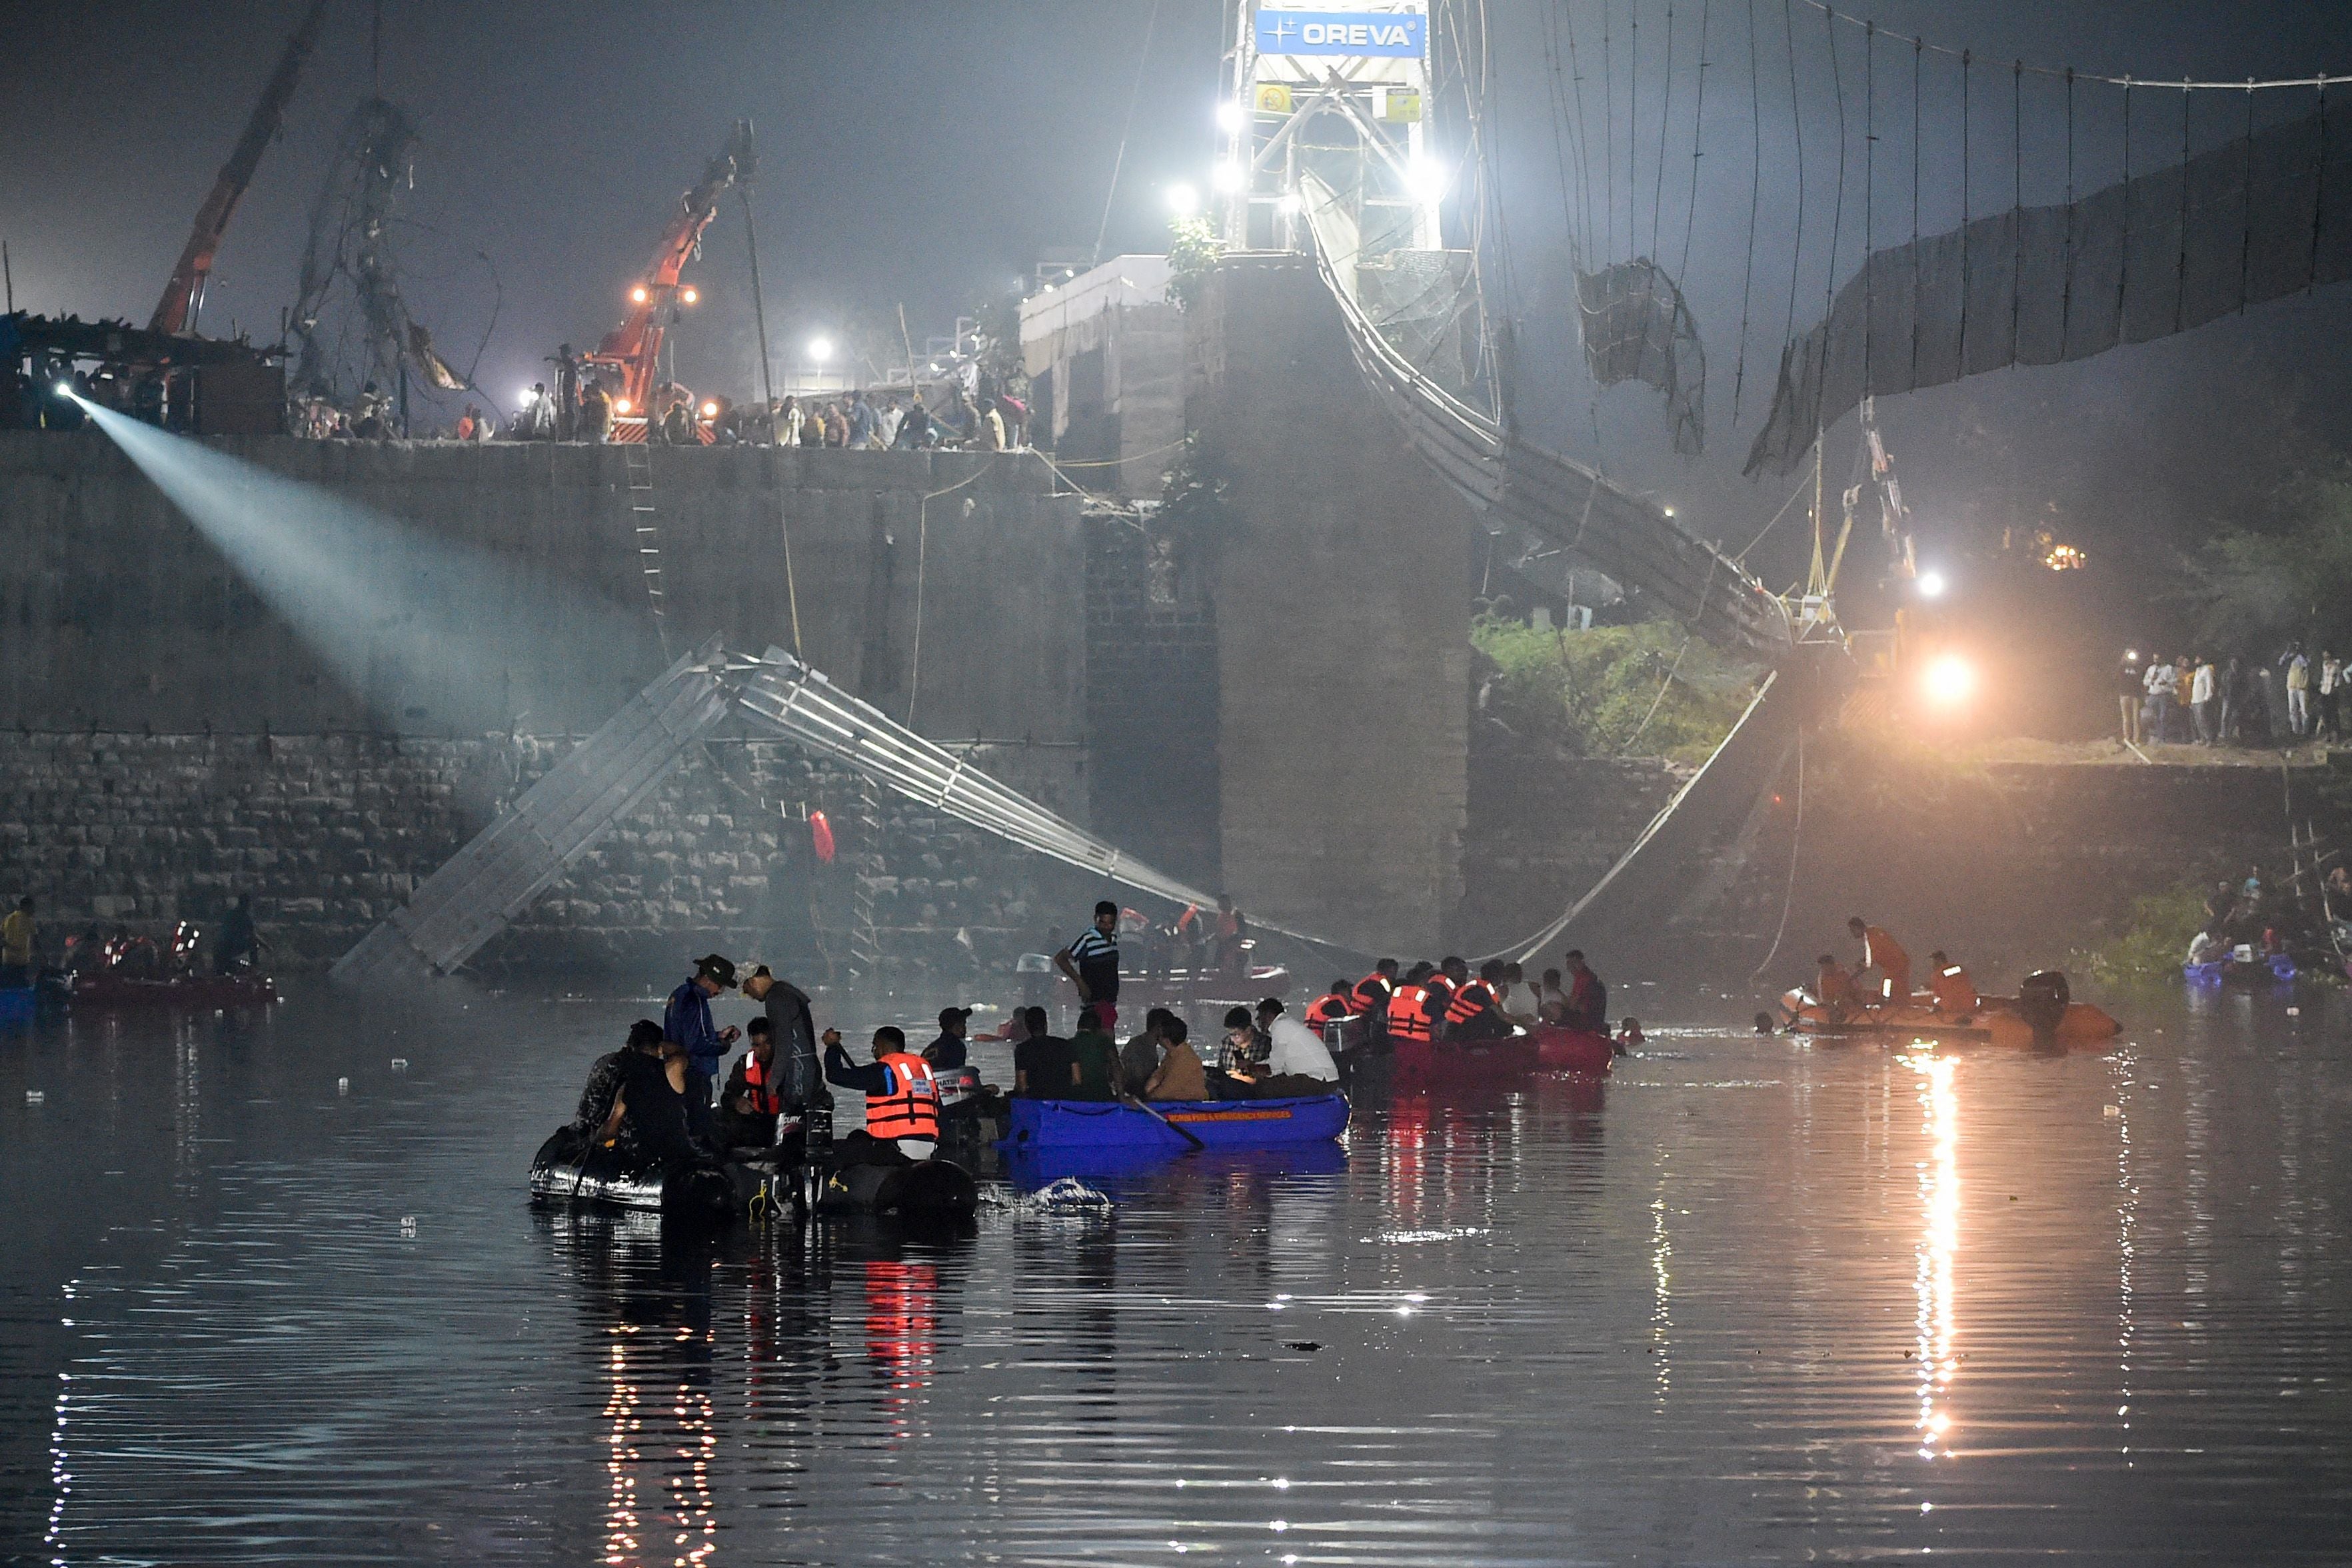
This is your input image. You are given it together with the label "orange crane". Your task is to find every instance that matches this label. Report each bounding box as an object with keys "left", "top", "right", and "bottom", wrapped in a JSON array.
[
  {"left": 149, "top": 0, "right": 330, "bottom": 336},
  {"left": 585, "top": 121, "right": 754, "bottom": 442}
]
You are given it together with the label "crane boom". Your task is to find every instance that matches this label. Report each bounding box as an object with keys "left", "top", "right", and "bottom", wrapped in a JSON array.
[
  {"left": 149, "top": 0, "right": 330, "bottom": 337},
  {"left": 586, "top": 120, "right": 755, "bottom": 428}
]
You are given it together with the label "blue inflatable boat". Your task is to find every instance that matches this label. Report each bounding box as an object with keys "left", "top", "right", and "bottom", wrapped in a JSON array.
[
  {"left": 2183, "top": 952, "right": 2297, "bottom": 986},
  {"left": 1002, "top": 1094, "right": 1349, "bottom": 1152}
]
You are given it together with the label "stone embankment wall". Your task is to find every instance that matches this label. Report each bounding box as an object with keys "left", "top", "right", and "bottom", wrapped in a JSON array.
[{"left": 0, "top": 728, "right": 1089, "bottom": 982}]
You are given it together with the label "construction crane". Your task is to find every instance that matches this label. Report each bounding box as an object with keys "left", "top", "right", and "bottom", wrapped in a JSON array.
[
  {"left": 584, "top": 120, "right": 754, "bottom": 442},
  {"left": 148, "top": 0, "right": 330, "bottom": 337}
]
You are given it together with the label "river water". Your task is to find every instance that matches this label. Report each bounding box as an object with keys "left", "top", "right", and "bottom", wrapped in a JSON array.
[{"left": 3, "top": 980, "right": 2348, "bottom": 1565}]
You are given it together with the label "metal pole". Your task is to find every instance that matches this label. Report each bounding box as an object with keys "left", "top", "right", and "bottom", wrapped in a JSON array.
[
  {"left": 3, "top": 241, "right": 12, "bottom": 313},
  {"left": 738, "top": 125, "right": 778, "bottom": 438}
]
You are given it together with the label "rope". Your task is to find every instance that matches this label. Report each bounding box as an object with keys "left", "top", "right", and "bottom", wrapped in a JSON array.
[
  {"left": 906, "top": 456, "right": 1000, "bottom": 728},
  {"left": 1793, "top": 0, "right": 2352, "bottom": 92},
  {"left": 1779, "top": 0, "right": 1807, "bottom": 369},
  {"left": 1621, "top": 636, "right": 1694, "bottom": 754},
  {"left": 1090, "top": 0, "right": 1160, "bottom": 268},
  {"left": 1732, "top": 468, "right": 1814, "bottom": 561},
  {"left": 1676, "top": 0, "right": 1712, "bottom": 288},
  {"left": 1748, "top": 731, "right": 1804, "bottom": 982},
  {"left": 1821, "top": 5, "right": 1847, "bottom": 403},
  {"left": 1045, "top": 435, "right": 1190, "bottom": 470},
  {"left": 1732, "top": 0, "right": 1762, "bottom": 422}
]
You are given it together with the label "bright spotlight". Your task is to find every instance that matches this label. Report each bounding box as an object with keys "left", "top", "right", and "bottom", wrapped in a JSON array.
[
  {"left": 1921, "top": 654, "right": 1975, "bottom": 706},
  {"left": 1166, "top": 182, "right": 1201, "bottom": 217},
  {"left": 1917, "top": 569, "right": 1948, "bottom": 598},
  {"left": 1216, "top": 100, "right": 1245, "bottom": 133},
  {"left": 807, "top": 336, "right": 834, "bottom": 363},
  {"left": 612, "top": 397, "right": 632, "bottom": 415},
  {"left": 1406, "top": 155, "right": 1450, "bottom": 203},
  {"left": 699, "top": 400, "right": 718, "bottom": 419},
  {"left": 1210, "top": 161, "right": 1244, "bottom": 193},
  {"left": 517, "top": 386, "right": 537, "bottom": 405},
  {"left": 629, "top": 285, "right": 649, "bottom": 304},
  {"left": 1277, "top": 190, "right": 1303, "bottom": 216},
  {"left": 679, "top": 286, "right": 700, "bottom": 305},
  {"left": 53, "top": 380, "right": 75, "bottom": 398}
]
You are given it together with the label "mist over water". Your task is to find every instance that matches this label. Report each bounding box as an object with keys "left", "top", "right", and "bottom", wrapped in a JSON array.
[
  {"left": 5, "top": 982, "right": 2348, "bottom": 1563},
  {"left": 77, "top": 401, "right": 653, "bottom": 730}
]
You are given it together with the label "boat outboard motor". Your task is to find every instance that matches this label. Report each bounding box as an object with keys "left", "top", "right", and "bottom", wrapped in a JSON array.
[{"left": 2016, "top": 970, "right": 2071, "bottom": 1048}]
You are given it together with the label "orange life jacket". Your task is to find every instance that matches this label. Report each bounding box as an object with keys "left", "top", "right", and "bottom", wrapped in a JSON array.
[
  {"left": 865, "top": 1052, "right": 941, "bottom": 1142},
  {"left": 741, "top": 1050, "right": 782, "bottom": 1116},
  {"left": 1929, "top": 964, "right": 1977, "bottom": 1018},
  {"left": 1304, "top": 992, "right": 1352, "bottom": 1028},
  {"left": 1386, "top": 983, "right": 1435, "bottom": 1041},
  {"left": 1350, "top": 972, "right": 1392, "bottom": 1014},
  {"left": 1444, "top": 980, "right": 1495, "bottom": 1026}
]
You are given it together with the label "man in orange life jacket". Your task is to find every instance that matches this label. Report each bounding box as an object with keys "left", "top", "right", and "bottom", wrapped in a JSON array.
[
  {"left": 1925, "top": 950, "right": 1977, "bottom": 1020},
  {"left": 715, "top": 1018, "right": 785, "bottom": 1151},
  {"left": 1350, "top": 959, "right": 1399, "bottom": 1022},
  {"left": 822, "top": 1024, "right": 942, "bottom": 1159},
  {"left": 1849, "top": 916, "right": 1911, "bottom": 1004},
  {"left": 1442, "top": 958, "right": 1514, "bottom": 1039},
  {"left": 1384, "top": 963, "right": 1440, "bottom": 1044},
  {"left": 1304, "top": 980, "right": 1356, "bottom": 1030}
]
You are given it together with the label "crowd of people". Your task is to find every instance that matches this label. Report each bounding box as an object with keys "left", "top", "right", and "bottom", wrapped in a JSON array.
[
  {"left": 2119, "top": 644, "right": 2349, "bottom": 748},
  {"left": 0, "top": 894, "right": 269, "bottom": 988},
  {"left": 2183, "top": 864, "right": 2350, "bottom": 970}
]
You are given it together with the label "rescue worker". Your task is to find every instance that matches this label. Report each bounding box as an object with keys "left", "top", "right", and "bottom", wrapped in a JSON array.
[
  {"left": 1384, "top": 967, "right": 1439, "bottom": 1047},
  {"left": 1562, "top": 950, "right": 1608, "bottom": 1033},
  {"left": 1615, "top": 1017, "right": 1645, "bottom": 1053},
  {"left": 740, "top": 964, "right": 827, "bottom": 1114},
  {"left": 1304, "top": 980, "right": 1356, "bottom": 1030},
  {"left": 1423, "top": 958, "right": 1462, "bottom": 1032},
  {"left": 572, "top": 1020, "right": 666, "bottom": 1144},
  {"left": 822, "top": 1025, "right": 942, "bottom": 1160},
  {"left": 664, "top": 954, "right": 740, "bottom": 1134},
  {"left": 1350, "top": 959, "right": 1400, "bottom": 1027},
  {"left": 1813, "top": 954, "right": 1860, "bottom": 1022},
  {"left": 1442, "top": 958, "right": 1512, "bottom": 1039},
  {"left": 1925, "top": 950, "right": 1978, "bottom": 1020},
  {"left": 1054, "top": 900, "right": 1122, "bottom": 1032},
  {"left": 211, "top": 894, "right": 267, "bottom": 976},
  {"left": 715, "top": 1017, "right": 784, "bottom": 1150},
  {"left": 1849, "top": 916, "right": 1911, "bottom": 1004}
]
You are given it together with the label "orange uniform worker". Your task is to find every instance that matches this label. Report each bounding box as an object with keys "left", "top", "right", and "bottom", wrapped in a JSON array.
[
  {"left": 1848, "top": 917, "right": 1911, "bottom": 1004},
  {"left": 1814, "top": 954, "right": 1860, "bottom": 1022},
  {"left": 1350, "top": 959, "right": 1400, "bottom": 1020},
  {"left": 1925, "top": 950, "right": 1977, "bottom": 1020},
  {"left": 1304, "top": 981, "right": 1356, "bottom": 1029},
  {"left": 1384, "top": 966, "right": 1439, "bottom": 1042}
]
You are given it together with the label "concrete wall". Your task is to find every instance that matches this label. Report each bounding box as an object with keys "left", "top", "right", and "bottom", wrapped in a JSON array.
[
  {"left": 1188, "top": 257, "right": 1476, "bottom": 956},
  {"left": 0, "top": 433, "right": 1086, "bottom": 778},
  {"left": 0, "top": 728, "right": 1091, "bottom": 980}
]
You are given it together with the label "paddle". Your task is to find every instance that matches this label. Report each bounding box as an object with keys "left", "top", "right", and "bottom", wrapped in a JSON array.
[{"left": 1121, "top": 1092, "right": 1206, "bottom": 1152}]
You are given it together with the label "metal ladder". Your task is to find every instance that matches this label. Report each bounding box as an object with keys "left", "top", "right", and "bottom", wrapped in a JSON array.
[
  {"left": 329, "top": 638, "right": 731, "bottom": 983},
  {"left": 624, "top": 442, "right": 671, "bottom": 658},
  {"left": 846, "top": 773, "right": 885, "bottom": 990}
]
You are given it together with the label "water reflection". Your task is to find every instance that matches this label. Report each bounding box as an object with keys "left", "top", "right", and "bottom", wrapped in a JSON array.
[
  {"left": 1905, "top": 1052, "right": 1960, "bottom": 1462},
  {"left": 14, "top": 990, "right": 2352, "bottom": 1562}
]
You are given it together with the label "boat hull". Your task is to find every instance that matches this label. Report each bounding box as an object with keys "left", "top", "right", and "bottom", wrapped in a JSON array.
[
  {"left": 1528, "top": 1024, "right": 1616, "bottom": 1076},
  {"left": 73, "top": 972, "right": 278, "bottom": 1012},
  {"left": 1390, "top": 1033, "right": 1542, "bottom": 1084},
  {"left": 1001, "top": 1094, "right": 1348, "bottom": 1151}
]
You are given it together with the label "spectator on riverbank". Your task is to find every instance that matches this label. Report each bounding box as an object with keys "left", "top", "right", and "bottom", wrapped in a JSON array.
[
  {"left": 2192, "top": 655, "right": 2218, "bottom": 744},
  {"left": 2321, "top": 652, "right": 2343, "bottom": 738},
  {"left": 2285, "top": 643, "right": 2311, "bottom": 735},
  {"left": 846, "top": 389, "right": 878, "bottom": 449},
  {"left": 2117, "top": 652, "right": 2145, "bottom": 744},
  {"left": 2142, "top": 654, "right": 2177, "bottom": 742}
]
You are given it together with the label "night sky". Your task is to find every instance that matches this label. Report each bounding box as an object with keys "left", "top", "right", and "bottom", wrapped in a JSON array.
[{"left": 7, "top": 1, "right": 2352, "bottom": 621}]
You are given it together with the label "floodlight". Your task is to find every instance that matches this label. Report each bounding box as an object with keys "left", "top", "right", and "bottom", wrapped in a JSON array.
[
  {"left": 680, "top": 286, "right": 700, "bottom": 305},
  {"left": 1922, "top": 654, "right": 1975, "bottom": 706},
  {"left": 1166, "top": 183, "right": 1201, "bottom": 217},
  {"left": 808, "top": 336, "right": 834, "bottom": 363},
  {"left": 1917, "top": 570, "right": 1947, "bottom": 598}
]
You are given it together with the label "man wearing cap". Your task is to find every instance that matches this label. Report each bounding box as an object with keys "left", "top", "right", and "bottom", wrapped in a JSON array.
[
  {"left": 925, "top": 1006, "right": 973, "bottom": 1070},
  {"left": 664, "top": 954, "right": 741, "bottom": 1135}
]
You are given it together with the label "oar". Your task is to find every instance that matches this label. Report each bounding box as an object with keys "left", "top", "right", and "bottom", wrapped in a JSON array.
[{"left": 1121, "top": 1092, "right": 1206, "bottom": 1152}]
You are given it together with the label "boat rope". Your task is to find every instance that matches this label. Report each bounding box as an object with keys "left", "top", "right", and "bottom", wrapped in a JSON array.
[{"left": 1749, "top": 730, "right": 1805, "bottom": 982}]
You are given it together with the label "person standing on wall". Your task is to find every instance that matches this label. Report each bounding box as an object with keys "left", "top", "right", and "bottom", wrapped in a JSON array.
[
  {"left": 664, "top": 954, "right": 740, "bottom": 1134},
  {"left": 1054, "top": 901, "right": 1122, "bottom": 1034}
]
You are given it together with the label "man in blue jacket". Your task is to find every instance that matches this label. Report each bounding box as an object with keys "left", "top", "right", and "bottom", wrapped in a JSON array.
[{"left": 664, "top": 954, "right": 740, "bottom": 1134}]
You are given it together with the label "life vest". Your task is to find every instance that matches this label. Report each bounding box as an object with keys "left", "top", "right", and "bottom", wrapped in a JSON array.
[
  {"left": 1386, "top": 983, "right": 1435, "bottom": 1042},
  {"left": 1444, "top": 980, "right": 1495, "bottom": 1026},
  {"left": 741, "top": 1051, "right": 782, "bottom": 1116},
  {"left": 1304, "top": 992, "right": 1352, "bottom": 1028},
  {"left": 1350, "top": 972, "right": 1392, "bottom": 1014},
  {"left": 865, "top": 1052, "right": 941, "bottom": 1142},
  {"left": 1929, "top": 964, "right": 1977, "bottom": 1018}
]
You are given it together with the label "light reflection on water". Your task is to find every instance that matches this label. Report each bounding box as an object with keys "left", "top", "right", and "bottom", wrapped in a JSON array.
[{"left": 3, "top": 988, "right": 2352, "bottom": 1562}]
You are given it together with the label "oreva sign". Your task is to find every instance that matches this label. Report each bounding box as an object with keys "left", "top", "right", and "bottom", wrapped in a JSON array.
[{"left": 1254, "top": 10, "right": 1427, "bottom": 59}]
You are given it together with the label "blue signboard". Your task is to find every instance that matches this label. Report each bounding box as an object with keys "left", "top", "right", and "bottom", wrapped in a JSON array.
[{"left": 1254, "top": 10, "right": 1427, "bottom": 59}]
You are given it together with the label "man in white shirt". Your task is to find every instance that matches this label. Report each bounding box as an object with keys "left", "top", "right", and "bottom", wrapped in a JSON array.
[
  {"left": 2144, "top": 654, "right": 2179, "bottom": 743},
  {"left": 1253, "top": 997, "right": 1339, "bottom": 1096},
  {"left": 2191, "top": 656, "right": 2217, "bottom": 744}
]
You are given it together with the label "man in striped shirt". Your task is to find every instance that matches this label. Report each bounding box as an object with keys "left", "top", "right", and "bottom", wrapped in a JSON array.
[{"left": 1054, "top": 900, "right": 1122, "bottom": 1032}]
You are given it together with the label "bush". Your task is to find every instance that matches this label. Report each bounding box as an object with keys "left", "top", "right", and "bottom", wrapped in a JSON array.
[
  {"left": 2075, "top": 882, "right": 2207, "bottom": 987},
  {"left": 1472, "top": 614, "right": 1759, "bottom": 762}
]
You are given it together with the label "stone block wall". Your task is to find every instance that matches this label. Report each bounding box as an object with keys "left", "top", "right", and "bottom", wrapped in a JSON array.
[{"left": 0, "top": 729, "right": 1090, "bottom": 982}]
